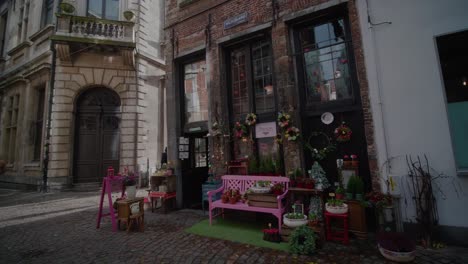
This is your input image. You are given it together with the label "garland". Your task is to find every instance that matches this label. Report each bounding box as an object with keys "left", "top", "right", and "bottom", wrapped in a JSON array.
[
  {"left": 234, "top": 121, "right": 248, "bottom": 139},
  {"left": 245, "top": 113, "right": 257, "bottom": 126},
  {"left": 285, "top": 126, "right": 300, "bottom": 141},
  {"left": 289, "top": 225, "right": 316, "bottom": 255},
  {"left": 277, "top": 111, "right": 300, "bottom": 143},
  {"left": 277, "top": 112, "right": 291, "bottom": 129},
  {"left": 305, "top": 132, "right": 335, "bottom": 161},
  {"left": 334, "top": 122, "right": 352, "bottom": 142}
]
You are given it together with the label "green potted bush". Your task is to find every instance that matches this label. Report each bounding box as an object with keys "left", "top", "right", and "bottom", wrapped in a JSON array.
[
  {"left": 346, "top": 176, "right": 357, "bottom": 200},
  {"left": 289, "top": 225, "right": 316, "bottom": 255},
  {"left": 355, "top": 177, "right": 365, "bottom": 201},
  {"left": 336, "top": 186, "right": 345, "bottom": 200}
]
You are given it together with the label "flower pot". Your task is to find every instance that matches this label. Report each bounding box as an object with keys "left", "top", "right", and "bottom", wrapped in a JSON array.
[
  {"left": 345, "top": 192, "right": 353, "bottom": 200},
  {"left": 126, "top": 185, "right": 137, "bottom": 199},
  {"left": 383, "top": 206, "right": 394, "bottom": 222},
  {"left": 221, "top": 196, "right": 229, "bottom": 203},
  {"left": 351, "top": 161, "right": 359, "bottom": 168},
  {"left": 283, "top": 215, "right": 308, "bottom": 228},
  {"left": 378, "top": 245, "right": 415, "bottom": 262},
  {"left": 229, "top": 197, "right": 238, "bottom": 204},
  {"left": 355, "top": 193, "right": 363, "bottom": 201},
  {"left": 296, "top": 182, "right": 305, "bottom": 188},
  {"left": 336, "top": 193, "right": 344, "bottom": 200},
  {"left": 250, "top": 186, "right": 271, "bottom": 194},
  {"left": 325, "top": 203, "right": 348, "bottom": 214},
  {"left": 344, "top": 161, "right": 352, "bottom": 167}
]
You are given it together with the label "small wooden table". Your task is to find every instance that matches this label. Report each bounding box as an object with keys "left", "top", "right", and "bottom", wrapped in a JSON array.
[
  {"left": 148, "top": 191, "right": 176, "bottom": 213},
  {"left": 116, "top": 197, "right": 144, "bottom": 232}
]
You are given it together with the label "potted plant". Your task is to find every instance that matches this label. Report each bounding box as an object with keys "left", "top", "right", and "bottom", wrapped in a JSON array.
[
  {"left": 308, "top": 212, "right": 319, "bottom": 227},
  {"left": 346, "top": 176, "right": 357, "bottom": 200},
  {"left": 355, "top": 177, "right": 365, "bottom": 201},
  {"left": 325, "top": 194, "right": 348, "bottom": 214},
  {"left": 251, "top": 180, "right": 271, "bottom": 193},
  {"left": 59, "top": 0, "right": 75, "bottom": 14},
  {"left": 289, "top": 225, "right": 316, "bottom": 255},
  {"left": 335, "top": 186, "right": 345, "bottom": 200},
  {"left": 343, "top": 155, "right": 351, "bottom": 167},
  {"left": 377, "top": 232, "right": 416, "bottom": 262},
  {"left": 365, "top": 191, "right": 394, "bottom": 223},
  {"left": 351, "top": 154, "right": 359, "bottom": 168},
  {"left": 283, "top": 212, "right": 308, "bottom": 228},
  {"left": 271, "top": 183, "right": 284, "bottom": 195},
  {"left": 124, "top": 175, "right": 137, "bottom": 199},
  {"left": 304, "top": 178, "right": 315, "bottom": 189},
  {"left": 123, "top": 10, "right": 135, "bottom": 21}
]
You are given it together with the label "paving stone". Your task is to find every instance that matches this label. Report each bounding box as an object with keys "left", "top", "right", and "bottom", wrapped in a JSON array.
[{"left": 0, "top": 189, "right": 467, "bottom": 263}]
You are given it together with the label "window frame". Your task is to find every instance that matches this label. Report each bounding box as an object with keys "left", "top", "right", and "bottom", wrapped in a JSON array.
[
  {"left": 41, "top": 0, "right": 54, "bottom": 28},
  {"left": 87, "top": 0, "right": 120, "bottom": 21},
  {"left": 291, "top": 5, "right": 361, "bottom": 116},
  {"left": 4, "top": 94, "right": 20, "bottom": 165},
  {"left": 0, "top": 11, "right": 7, "bottom": 57},
  {"left": 32, "top": 88, "right": 46, "bottom": 162},
  {"left": 224, "top": 34, "right": 280, "bottom": 160}
]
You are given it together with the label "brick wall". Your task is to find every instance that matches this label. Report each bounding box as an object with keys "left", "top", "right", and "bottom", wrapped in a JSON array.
[{"left": 165, "top": 0, "right": 380, "bottom": 190}]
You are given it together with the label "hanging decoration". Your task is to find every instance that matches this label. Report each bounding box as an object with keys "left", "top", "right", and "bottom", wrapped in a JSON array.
[
  {"left": 285, "top": 127, "right": 300, "bottom": 141},
  {"left": 334, "top": 122, "right": 352, "bottom": 142},
  {"left": 245, "top": 113, "right": 257, "bottom": 126},
  {"left": 304, "top": 132, "right": 335, "bottom": 161},
  {"left": 277, "top": 112, "right": 291, "bottom": 129},
  {"left": 234, "top": 121, "right": 248, "bottom": 139},
  {"left": 274, "top": 134, "right": 283, "bottom": 145},
  {"left": 276, "top": 111, "right": 300, "bottom": 143}
]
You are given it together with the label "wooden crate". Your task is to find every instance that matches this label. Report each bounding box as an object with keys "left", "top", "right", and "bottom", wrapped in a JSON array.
[{"left": 247, "top": 193, "right": 278, "bottom": 208}]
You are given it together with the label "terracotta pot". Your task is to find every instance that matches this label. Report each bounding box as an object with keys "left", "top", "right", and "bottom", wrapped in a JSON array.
[
  {"left": 344, "top": 161, "right": 352, "bottom": 167},
  {"left": 229, "top": 197, "right": 238, "bottom": 204},
  {"left": 351, "top": 161, "right": 359, "bottom": 168},
  {"left": 297, "top": 182, "right": 305, "bottom": 188},
  {"left": 305, "top": 183, "right": 314, "bottom": 189},
  {"left": 221, "top": 196, "right": 229, "bottom": 203}
]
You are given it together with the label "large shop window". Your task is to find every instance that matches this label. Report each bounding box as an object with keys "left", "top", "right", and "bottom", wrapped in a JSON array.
[
  {"left": 3, "top": 94, "right": 20, "bottom": 164},
  {"left": 87, "top": 0, "right": 120, "bottom": 20},
  {"left": 229, "top": 39, "right": 276, "bottom": 159},
  {"left": 437, "top": 30, "right": 468, "bottom": 174},
  {"left": 183, "top": 60, "right": 208, "bottom": 124},
  {"left": 296, "top": 15, "right": 354, "bottom": 109}
]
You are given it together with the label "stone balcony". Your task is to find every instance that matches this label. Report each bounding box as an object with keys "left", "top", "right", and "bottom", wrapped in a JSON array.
[{"left": 50, "top": 13, "right": 135, "bottom": 65}]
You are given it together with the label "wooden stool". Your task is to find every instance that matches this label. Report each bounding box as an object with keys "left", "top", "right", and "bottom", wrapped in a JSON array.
[
  {"left": 325, "top": 211, "right": 349, "bottom": 244},
  {"left": 116, "top": 198, "right": 145, "bottom": 232}
]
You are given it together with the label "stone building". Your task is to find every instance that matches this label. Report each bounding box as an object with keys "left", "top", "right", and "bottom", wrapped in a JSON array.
[
  {"left": 164, "top": 0, "right": 377, "bottom": 208},
  {"left": 0, "top": 0, "right": 166, "bottom": 189}
]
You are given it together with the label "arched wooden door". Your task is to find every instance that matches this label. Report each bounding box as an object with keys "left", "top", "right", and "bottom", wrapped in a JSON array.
[{"left": 74, "top": 88, "right": 121, "bottom": 183}]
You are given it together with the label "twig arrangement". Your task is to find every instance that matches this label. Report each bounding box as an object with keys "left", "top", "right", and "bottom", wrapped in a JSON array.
[{"left": 406, "top": 155, "right": 439, "bottom": 247}]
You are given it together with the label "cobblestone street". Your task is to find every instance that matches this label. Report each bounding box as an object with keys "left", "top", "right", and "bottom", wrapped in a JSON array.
[{"left": 0, "top": 189, "right": 467, "bottom": 264}]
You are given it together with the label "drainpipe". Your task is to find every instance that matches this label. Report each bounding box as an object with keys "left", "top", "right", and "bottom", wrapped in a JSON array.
[
  {"left": 365, "top": 0, "right": 392, "bottom": 182},
  {"left": 43, "top": 42, "right": 56, "bottom": 192}
]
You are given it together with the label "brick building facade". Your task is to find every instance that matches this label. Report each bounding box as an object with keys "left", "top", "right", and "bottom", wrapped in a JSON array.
[{"left": 165, "top": 0, "right": 378, "bottom": 207}]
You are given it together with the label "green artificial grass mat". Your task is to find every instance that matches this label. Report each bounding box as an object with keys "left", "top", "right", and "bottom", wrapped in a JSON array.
[{"left": 185, "top": 218, "right": 289, "bottom": 252}]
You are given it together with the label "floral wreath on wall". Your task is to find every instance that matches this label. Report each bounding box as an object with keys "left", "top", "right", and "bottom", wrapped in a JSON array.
[
  {"left": 276, "top": 111, "right": 300, "bottom": 143},
  {"left": 334, "top": 122, "right": 352, "bottom": 142},
  {"left": 234, "top": 121, "right": 249, "bottom": 140},
  {"left": 304, "top": 132, "right": 336, "bottom": 161},
  {"left": 245, "top": 113, "right": 257, "bottom": 126}
]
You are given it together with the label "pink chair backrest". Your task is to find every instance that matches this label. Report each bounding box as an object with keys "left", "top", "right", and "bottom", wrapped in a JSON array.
[{"left": 221, "top": 175, "right": 289, "bottom": 194}]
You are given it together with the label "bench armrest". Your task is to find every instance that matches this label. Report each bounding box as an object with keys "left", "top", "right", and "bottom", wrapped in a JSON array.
[
  {"left": 208, "top": 186, "right": 224, "bottom": 203},
  {"left": 277, "top": 189, "right": 289, "bottom": 209}
]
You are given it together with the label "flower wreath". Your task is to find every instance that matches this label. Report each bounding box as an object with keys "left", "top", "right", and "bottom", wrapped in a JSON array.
[
  {"left": 288, "top": 225, "right": 316, "bottom": 255},
  {"left": 305, "top": 132, "right": 336, "bottom": 161},
  {"left": 285, "top": 126, "right": 300, "bottom": 141},
  {"left": 334, "top": 122, "right": 352, "bottom": 142},
  {"left": 275, "top": 134, "right": 283, "bottom": 144},
  {"left": 277, "top": 112, "right": 291, "bottom": 129},
  {"left": 245, "top": 113, "right": 257, "bottom": 126},
  {"left": 234, "top": 121, "right": 248, "bottom": 139}
]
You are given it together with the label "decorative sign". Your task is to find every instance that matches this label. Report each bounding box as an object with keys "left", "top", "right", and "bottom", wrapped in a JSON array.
[
  {"left": 255, "top": 122, "right": 277, "bottom": 138},
  {"left": 224, "top": 12, "right": 248, "bottom": 30},
  {"left": 179, "top": 137, "right": 189, "bottom": 160}
]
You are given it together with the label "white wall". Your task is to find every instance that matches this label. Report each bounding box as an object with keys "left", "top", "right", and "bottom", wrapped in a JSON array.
[{"left": 357, "top": 0, "right": 468, "bottom": 228}]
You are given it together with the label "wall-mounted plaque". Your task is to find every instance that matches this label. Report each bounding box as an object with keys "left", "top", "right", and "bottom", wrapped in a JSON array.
[
  {"left": 255, "top": 122, "right": 277, "bottom": 138},
  {"left": 224, "top": 12, "right": 248, "bottom": 30}
]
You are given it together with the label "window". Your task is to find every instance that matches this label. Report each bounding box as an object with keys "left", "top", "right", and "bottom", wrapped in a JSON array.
[
  {"left": 33, "top": 89, "right": 45, "bottom": 161},
  {"left": 41, "top": 0, "right": 54, "bottom": 27},
  {"left": 296, "top": 14, "right": 354, "bottom": 107},
  {"left": 194, "top": 138, "right": 207, "bottom": 168},
  {"left": 228, "top": 38, "right": 276, "bottom": 159},
  {"left": 4, "top": 94, "right": 20, "bottom": 164},
  {"left": 183, "top": 60, "right": 208, "bottom": 124},
  {"left": 16, "top": 1, "right": 28, "bottom": 44},
  {"left": 437, "top": 30, "right": 468, "bottom": 173},
  {"left": 0, "top": 12, "right": 7, "bottom": 57},
  {"left": 87, "top": 0, "right": 120, "bottom": 21}
]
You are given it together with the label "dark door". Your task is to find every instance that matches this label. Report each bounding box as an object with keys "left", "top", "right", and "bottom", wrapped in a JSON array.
[
  {"left": 74, "top": 88, "right": 121, "bottom": 183},
  {"left": 181, "top": 134, "right": 209, "bottom": 208}
]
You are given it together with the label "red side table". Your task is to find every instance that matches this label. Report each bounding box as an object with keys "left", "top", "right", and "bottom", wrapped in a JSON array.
[
  {"left": 147, "top": 191, "right": 176, "bottom": 213},
  {"left": 325, "top": 211, "right": 349, "bottom": 244}
]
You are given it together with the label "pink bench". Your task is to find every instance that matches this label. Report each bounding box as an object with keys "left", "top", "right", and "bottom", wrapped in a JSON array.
[{"left": 208, "top": 175, "right": 289, "bottom": 231}]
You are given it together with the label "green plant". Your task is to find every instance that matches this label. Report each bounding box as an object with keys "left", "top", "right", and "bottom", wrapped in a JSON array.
[
  {"left": 346, "top": 176, "right": 357, "bottom": 194},
  {"left": 285, "top": 212, "right": 305, "bottom": 219},
  {"left": 248, "top": 157, "right": 258, "bottom": 174},
  {"left": 273, "top": 157, "right": 283, "bottom": 175},
  {"left": 355, "top": 177, "right": 365, "bottom": 195},
  {"left": 327, "top": 198, "right": 344, "bottom": 207},
  {"left": 256, "top": 180, "right": 271, "bottom": 188},
  {"left": 289, "top": 225, "right": 316, "bottom": 255},
  {"left": 336, "top": 186, "right": 345, "bottom": 194},
  {"left": 308, "top": 212, "right": 317, "bottom": 221}
]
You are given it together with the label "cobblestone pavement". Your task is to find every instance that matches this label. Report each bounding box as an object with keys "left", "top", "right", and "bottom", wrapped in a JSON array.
[{"left": 0, "top": 188, "right": 467, "bottom": 264}]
